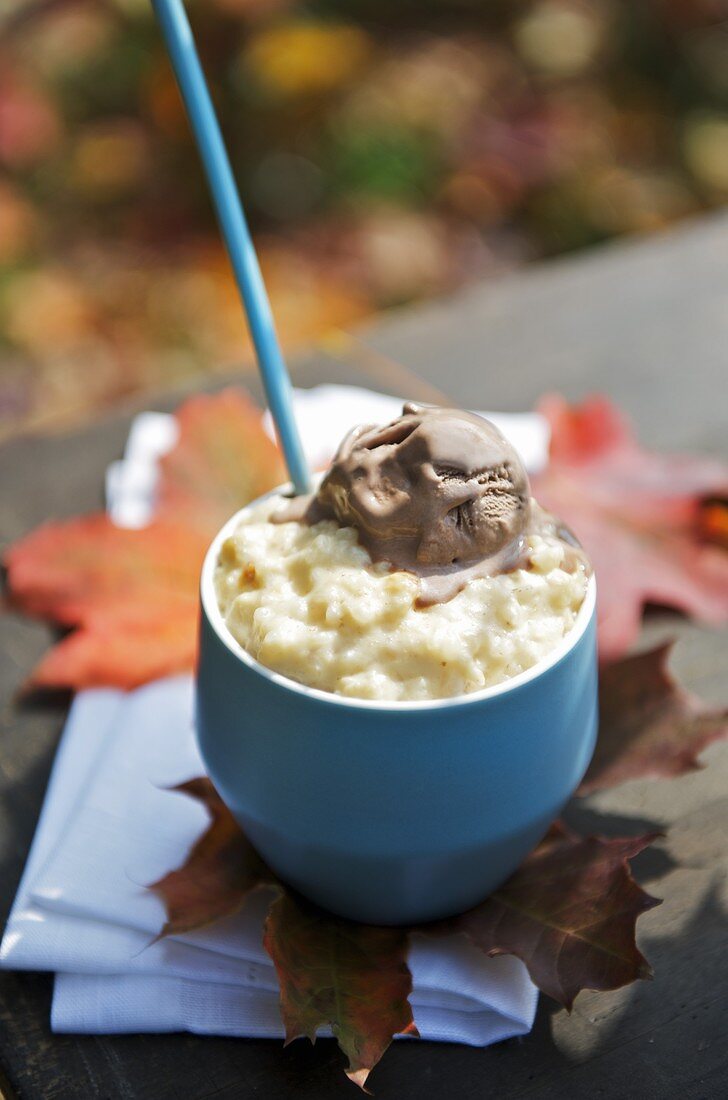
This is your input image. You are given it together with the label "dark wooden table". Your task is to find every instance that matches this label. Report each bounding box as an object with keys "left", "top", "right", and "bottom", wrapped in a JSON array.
[{"left": 2, "top": 213, "right": 727, "bottom": 1099}]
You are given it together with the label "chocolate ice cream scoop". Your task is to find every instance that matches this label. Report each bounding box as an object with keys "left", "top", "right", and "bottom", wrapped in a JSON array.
[
  {"left": 276, "top": 403, "right": 534, "bottom": 603},
  {"left": 317, "top": 403, "right": 531, "bottom": 568}
]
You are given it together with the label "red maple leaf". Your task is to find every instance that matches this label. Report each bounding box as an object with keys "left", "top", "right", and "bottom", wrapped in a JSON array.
[{"left": 533, "top": 395, "right": 728, "bottom": 660}]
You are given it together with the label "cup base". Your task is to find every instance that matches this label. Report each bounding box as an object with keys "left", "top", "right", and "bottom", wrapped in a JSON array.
[{"left": 236, "top": 809, "right": 561, "bottom": 925}]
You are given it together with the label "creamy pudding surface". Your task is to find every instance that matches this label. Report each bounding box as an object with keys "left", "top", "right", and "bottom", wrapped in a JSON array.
[
  {"left": 213, "top": 495, "right": 589, "bottom": 702},
  {"left": 214, "top": 403, "right": 590, "bottom": 701}
]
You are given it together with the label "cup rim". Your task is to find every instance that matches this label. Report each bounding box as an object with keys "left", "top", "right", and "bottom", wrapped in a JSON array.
[{"left": 200, "top": 488, "right": 597, "bottom": 712}]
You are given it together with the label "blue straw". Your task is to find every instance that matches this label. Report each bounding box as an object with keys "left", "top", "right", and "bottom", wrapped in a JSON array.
[{"left": 151, "top": 0, "right": 311, "bottom": 495}]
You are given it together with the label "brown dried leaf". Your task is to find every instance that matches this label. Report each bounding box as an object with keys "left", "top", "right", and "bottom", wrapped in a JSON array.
[
  {"left": 150, "top": 778, "right": 271, "bottom": 936},
  {"left": 151, "top": 780, "right": 416, "bottom": 1089},
  {"left": 152, "top": 786, "right": 663, "bottom": 1079},
  {"left": 435, "top": 823, "right": 661, "bottom": 1010},
  {"left": 580, "top": 643, "right": 728, "bottom": 794},
  {"left": 264, "top": 892, "right": 417, "bottom": 1091}
]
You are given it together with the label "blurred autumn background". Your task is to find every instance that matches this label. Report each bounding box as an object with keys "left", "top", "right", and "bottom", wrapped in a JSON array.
[{"left": 1, "top": 0, "right": 727, "bottom": 441}]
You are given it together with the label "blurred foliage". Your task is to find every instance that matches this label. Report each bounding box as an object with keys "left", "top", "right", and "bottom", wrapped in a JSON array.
[{"left": 0, "top": 0, "right": 726, "bottom": 437}]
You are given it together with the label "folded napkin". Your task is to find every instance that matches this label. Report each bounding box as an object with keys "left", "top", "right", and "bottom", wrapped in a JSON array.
[{"left": 1, "top": 384, "right": 544, "bottom": 1046}]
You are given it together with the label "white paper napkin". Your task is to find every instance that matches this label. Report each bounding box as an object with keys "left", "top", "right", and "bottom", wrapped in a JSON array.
[{"left": 1, "top": 384, "right": 543, "bottom": 1046}]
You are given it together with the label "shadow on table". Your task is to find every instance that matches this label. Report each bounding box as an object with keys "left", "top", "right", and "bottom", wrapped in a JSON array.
[{"left": 368, "top": 883, "right": 727, "bottom": 1099}]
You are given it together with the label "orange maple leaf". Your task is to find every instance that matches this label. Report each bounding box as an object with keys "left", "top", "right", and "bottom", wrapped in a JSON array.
[{"left": 4, "top": 390, "right": 283, "bottom": 691}]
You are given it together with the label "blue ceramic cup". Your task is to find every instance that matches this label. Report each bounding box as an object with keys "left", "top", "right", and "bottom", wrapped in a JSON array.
[{"left": 196, "top": 496, "right": 598, "bottom": 925}]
